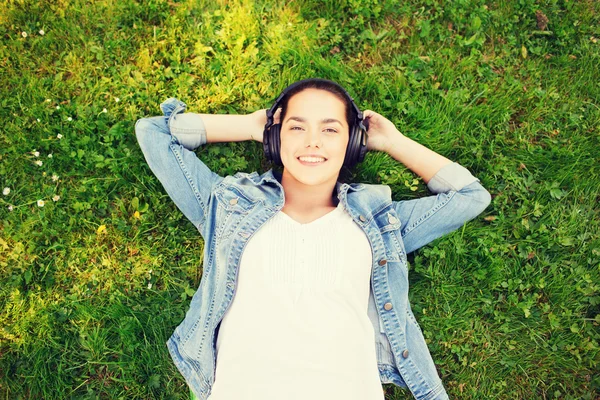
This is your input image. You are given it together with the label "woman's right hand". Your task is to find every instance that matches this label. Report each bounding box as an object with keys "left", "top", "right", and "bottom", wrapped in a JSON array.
[{"left": 249, "top": 108, "right": 281, "bottom": 143}]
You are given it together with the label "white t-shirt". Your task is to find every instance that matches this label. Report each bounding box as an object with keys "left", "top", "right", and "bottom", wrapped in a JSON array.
[{"left": 207, "top": 201, "right": 385, "bottom": 400}]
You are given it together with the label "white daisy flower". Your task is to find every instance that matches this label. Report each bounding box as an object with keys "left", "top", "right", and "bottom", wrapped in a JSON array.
[
  {"left": 37, "top": 200, "right": 45, "bottom": 207},
  {"left": 52, "top": 195, "right": 60, "bottom": 202},
  {"left": 46, "top": 99, "right": 51, "bottom": 102},
  {"left": 114, "top": 97, "right": 120, "bottom": 103},
  {"left": 33, "top": 151, "right": 40, "bottom": 157},
  {"left": 67, "top": 117, "right": 72, "bottom": 121},
  {"left": 39, "top": 29, "right": 45, "bottom": 35},
  {"left": 35, "top": 160, "right": 43, "bottom": 166},
  {"left": 56, "top": 105, "right": 60, "bottom": 110},
  {"left": 7, "top": 205, "right": 13, "bottom": 211},
  {"left": 48, "top": 154, "right": 53, "bottom": 158},
  {"left": 21, "top": 32, "right": 27, "bottom": 38},
  {"left": 37, "top": 118, "right": 41, "bottom": 122},
  {"left": 147, "top": 283, "right": 153, "bottom": 289},
  {"left": 52, "top": 174, "right": 59, "bottom": 181},
  {"left": 57, "top": 134, "right": 62, "bottom": 139},
  {"left": 102, "top": 108, "right": 107, "bottom": 113},
  {"left": 2, "top": 187, "right": 9, "bottom": 196}
]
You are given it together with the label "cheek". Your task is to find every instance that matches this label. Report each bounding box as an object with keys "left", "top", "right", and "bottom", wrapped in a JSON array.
[
  {"left": 279, "top": 136, "right": 298, "bottom": 164},
  {"left": 335, "top": 136, "right": 350, "bottom": 156},
  {"left": 279, "top": 135, "right": 295, "bottom": 153}
]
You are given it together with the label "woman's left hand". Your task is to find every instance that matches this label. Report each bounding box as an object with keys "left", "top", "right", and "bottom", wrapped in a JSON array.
[{"left": 362, "top": 110, "right": 404, "bottom": 153}]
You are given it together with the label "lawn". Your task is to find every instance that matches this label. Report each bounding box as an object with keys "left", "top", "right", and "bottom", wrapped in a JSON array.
[{"left": 1, "top": 0, "right": 599, "bottom": 398}]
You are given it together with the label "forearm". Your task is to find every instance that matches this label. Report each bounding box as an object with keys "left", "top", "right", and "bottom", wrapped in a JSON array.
[
  {"left": 385, "top": 132, "right": 453, "bottom": 184},
  {"left": 166, "top": 111, "right": 263, "bottom": 150},
  {"left": 197, "top": 113, "right": 263, "bottom": 144},
  {"left": 160, "top": 97, "right": 263, "bottom": 150}
]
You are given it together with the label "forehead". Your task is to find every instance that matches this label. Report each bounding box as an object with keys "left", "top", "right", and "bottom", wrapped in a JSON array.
[{"left": 287, "top": 88, "right": 346, "bottom": 115}]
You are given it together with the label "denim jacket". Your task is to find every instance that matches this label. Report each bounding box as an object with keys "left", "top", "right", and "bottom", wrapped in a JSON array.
[{"left": 135, "top": 98, "right": 492, "bottom": 400}]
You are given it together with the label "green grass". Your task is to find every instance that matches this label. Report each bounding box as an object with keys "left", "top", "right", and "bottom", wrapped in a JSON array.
[{"left": 1, "top": 0, "right": 599, "bottom": 398}]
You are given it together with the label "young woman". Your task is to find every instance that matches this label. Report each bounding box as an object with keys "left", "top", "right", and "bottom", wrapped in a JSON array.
[{"left": 135, "top": 78, "right": 491, "bottom": 400}]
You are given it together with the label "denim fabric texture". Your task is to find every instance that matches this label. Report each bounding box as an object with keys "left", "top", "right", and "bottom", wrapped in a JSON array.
[{"left": 135, "top": 98, "right": 492, "bottom": 400}]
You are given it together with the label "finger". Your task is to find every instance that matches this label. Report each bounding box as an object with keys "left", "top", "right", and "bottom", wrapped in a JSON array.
[{"left": 274, "top": 107, "right": 282, "bottom": 124}]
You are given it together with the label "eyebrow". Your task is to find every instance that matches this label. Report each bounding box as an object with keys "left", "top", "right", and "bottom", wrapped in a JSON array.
[{"left": 285, "top": 116, "right": 343, "bottom": 126}]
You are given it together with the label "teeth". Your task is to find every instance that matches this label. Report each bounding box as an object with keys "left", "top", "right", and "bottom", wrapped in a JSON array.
[{"left": 298, "top": 156, "right": 325, "bottom": 163}]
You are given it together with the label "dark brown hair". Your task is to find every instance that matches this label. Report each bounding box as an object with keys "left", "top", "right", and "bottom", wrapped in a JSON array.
[{"left": 278, "top": 78, "right": 355, "bottom": 129}]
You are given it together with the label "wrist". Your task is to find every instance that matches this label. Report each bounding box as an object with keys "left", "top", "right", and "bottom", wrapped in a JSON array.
[
  {"left": 382, "top": 130, "right": 406, "bottom": 153},
  {"left": 248, "top": 111, "right": 265, "bottom": 142}
]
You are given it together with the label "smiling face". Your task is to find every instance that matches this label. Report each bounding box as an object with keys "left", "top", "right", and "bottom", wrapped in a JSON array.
[{"left": 279, "top": 88, "right": 350, "bottom": 188}]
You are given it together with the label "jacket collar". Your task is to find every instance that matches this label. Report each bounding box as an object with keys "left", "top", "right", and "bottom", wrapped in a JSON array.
[
  {"left": 254, "top": 168, "right": 392, "bottom": 234},
  {"left": 255, "top": 168, "right": 365, "bottom": 195}
]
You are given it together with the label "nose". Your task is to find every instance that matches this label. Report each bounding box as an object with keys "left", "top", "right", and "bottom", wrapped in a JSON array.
[{"left": 304, "top": 127, "right": 322, "bottom": 148}]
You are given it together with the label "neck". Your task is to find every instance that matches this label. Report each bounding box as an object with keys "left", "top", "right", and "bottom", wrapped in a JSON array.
[{"left": 278, "top": 169, "right": 339, "bottom": 211}]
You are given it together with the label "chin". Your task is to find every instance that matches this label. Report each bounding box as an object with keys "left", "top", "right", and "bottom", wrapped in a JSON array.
[
  {"left": 281, "top": 156, "right": 342, "bottom": 185},
  {"left": 296, "top": 176, "right": 331, "bottom": 186},
  {"left": 284, "top": 167, "right": 339, "bottom": 187}
]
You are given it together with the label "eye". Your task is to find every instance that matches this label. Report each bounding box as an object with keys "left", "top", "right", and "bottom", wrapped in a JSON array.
[
  {"left": 290, "top": 126, "right": 304, "bottom": 131},
  {"left": 324, "top": 128, "right": 338, "bottom": 133}
]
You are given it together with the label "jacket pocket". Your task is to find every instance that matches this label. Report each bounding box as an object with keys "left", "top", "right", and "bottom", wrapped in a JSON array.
[
  {"left": 374, "top": 208, "right": 406, "bottom": 262},
  {"left": 215, "top": 185, "right": 259, "bottom": 214},
  {"left": 214, "top": 184, "right": 260, "bottom": 240}
]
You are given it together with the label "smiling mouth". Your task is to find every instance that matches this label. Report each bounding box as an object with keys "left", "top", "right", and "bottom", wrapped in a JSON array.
[{"left": 297, "top": 156, "right": 327, "bottom": 164}]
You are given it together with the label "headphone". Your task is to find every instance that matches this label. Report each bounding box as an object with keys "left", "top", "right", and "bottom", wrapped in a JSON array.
[{"left": 263, "top": 78, "right": 369, "bottom": 169}]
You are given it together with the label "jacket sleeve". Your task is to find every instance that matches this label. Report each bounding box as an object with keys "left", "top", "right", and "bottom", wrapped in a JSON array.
[
  {"left": 392, "top": 162, "right": 492, "bottom": 255},
  {"left": 134, "top": 98, "right": 223, "bottom": 236}
]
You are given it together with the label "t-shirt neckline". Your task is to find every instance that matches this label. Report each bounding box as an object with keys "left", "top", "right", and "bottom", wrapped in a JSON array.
[{"left": 278, "top": 201, "right": 343, "bottom": 227}]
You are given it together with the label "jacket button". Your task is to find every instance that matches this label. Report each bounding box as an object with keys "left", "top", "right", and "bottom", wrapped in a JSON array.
[
  {"left": 378, "top": 259, "right": 387, "bottom": 266},
  {"left": 402, "top": 349, "right": 409, "bottom": 358},
  {"left": 388, "top": 214, "right": 399, "bottom": 224},
  {"left": 359, "top": 215, "right": 366, "bottom": 222},
  {"left": 229, "top": 198, "right": 238, "bottom": 205},
  {"left": 384, "top": 302, "right": 393, "bottom": 310}
]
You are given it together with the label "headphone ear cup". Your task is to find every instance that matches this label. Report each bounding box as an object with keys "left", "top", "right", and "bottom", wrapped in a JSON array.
[
  {"left": 357, "top": 125, "right": 368, "bottom": 163},
  {"left": 344, "top": 124, "right": 359, "bottom": 168},
  {"left": 344, "top": 123, "right": 368, "bottom": 168},
  {"left": 270, "top": 124, "right": 283, "bottom": 166},
  {"left": 263, "top": 126, "right": 272, "bottom": 163}
]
